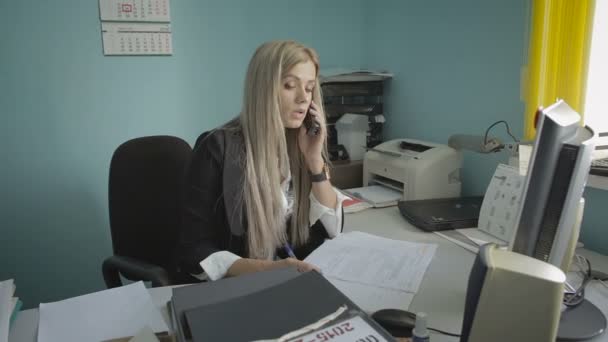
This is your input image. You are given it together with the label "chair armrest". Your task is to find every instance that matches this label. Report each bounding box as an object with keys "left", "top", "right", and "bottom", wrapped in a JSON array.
[{"left": 102, "top": 255, "right": 170, "bottom": 288}]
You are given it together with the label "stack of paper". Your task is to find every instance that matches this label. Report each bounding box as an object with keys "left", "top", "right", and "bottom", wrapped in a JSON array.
[
  {"left": 434, "top": 228, "right": 508, "bottom": 254},
  {"left": 344, "top": 185, "right": 403, "bottom": 208},
  {"left": 305, "top": 232, "right": 437, "bottom": 313},
  {"left": 38, "top": 282, "right": 168, "bottom": 342},
  {"left": 0, "top": 279, "right": 22, "bottom": 342}
]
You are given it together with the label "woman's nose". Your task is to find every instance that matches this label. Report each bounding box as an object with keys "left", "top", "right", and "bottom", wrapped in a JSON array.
[{"left": 295, "top": 87, "right": 307, "bottom": 103}]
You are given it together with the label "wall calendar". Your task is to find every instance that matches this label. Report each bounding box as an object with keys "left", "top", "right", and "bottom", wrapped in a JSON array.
[{"left": 99, "top": 0, "right": 172, "bottom": 56}]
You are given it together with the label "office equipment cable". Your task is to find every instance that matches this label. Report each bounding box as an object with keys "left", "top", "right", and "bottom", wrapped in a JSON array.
[
  {"left": 483, "top": 120, "right": 520, "bottom": 146},
  {"left": 563, "top": 255, "right": 608, "bottom": 308},
  {"left": 428, "top": 327, "right": 461, "bottom": 337}
]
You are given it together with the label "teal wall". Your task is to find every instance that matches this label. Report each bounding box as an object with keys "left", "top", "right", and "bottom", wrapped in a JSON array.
[
  {"left": 1, "top": 0, "right": 606, "bottom": 309},
  {"left": 0, "top": 0, "right": 366, "bottom": 309},
  {"left": 363, "top": 0, "right": 608, "bottom": 255},
  {"left": 364, "top": 0, "right": 527, "bottom": 196}
]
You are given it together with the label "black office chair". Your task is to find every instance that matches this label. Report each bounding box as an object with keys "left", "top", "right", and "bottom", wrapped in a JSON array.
[{"left": 102, "top": 135, "right": 192, "bottom": 288}]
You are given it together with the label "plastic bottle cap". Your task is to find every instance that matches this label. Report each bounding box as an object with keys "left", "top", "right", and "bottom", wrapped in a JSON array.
[{"left": 413, "top": 312, "right": 429, "bottom": 338}]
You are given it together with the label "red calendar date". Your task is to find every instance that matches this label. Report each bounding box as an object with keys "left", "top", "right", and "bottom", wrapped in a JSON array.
[
  {"left": 292, "top": 322, "right": 382, "bottom": 342},
  {"left": 289, "top": 315, "right": 385, "bottom": 342},
  {"left": 314, "top": 322, "right": 353, "bottom": 341}
]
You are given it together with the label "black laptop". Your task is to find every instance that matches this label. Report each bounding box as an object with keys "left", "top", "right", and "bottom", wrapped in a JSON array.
[{"left": 397, "top": 196, "right": 484, "bottom": 232}]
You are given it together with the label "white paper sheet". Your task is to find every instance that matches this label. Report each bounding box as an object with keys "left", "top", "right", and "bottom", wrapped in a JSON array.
[
  {"left": 0, "top": 279, "right": 14, "bottom": 342},
  {"left": 343, "top": 185, "right": 402, "bottom": 207},
  {"left": 435, "top": 227, "right": 509, "bottom": 254},
  {"left": 457, "top": 228, "right": 508, "bottom": 246},
  {"left": 305, "top": 232, "right": 436, "bottom": 293},
  {"left": 327, "top": 277, "right": 415, "bottom": 314},
  {"left": 38, "top": 282, "right": 168, "bottom": 342},
  {"left": 518, "top": 144, "right": 533, "bottom": 176},
  {"left": 433, "top": 230, "right": 480, "bottom": 254},
  {"left": 477, "top": 164, "right": 525, "bottom": 243}
]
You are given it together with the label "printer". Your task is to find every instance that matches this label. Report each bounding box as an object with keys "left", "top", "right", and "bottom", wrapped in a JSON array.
[{"left": 363, "top": 138, "right": 463, "bottom": 200}]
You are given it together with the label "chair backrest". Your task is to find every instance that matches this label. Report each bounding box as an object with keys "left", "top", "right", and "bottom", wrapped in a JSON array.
[{"left": 108, "top": 135, "right": 192, "bottom": 275}]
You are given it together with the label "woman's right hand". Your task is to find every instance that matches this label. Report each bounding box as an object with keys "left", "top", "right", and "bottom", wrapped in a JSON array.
[
  {"left": 226, "top": 257, "right": 320, "bottom": 278},
  {"left": 226, "top": 258, "right": 321, "bottom": 277},
  {"left": 272, "top": 258, "right": 320, "bottom": 273}
]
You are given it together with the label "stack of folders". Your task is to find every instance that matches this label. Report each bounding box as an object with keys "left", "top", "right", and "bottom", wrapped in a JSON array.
[
  {"left": 0, "top": 279, "right": 22, "bottom": 341},
  {"left": 341, "top": 195, "right": 374, "bottom": 214},
  {"left": 169, "top": 268, "right": 395, "bottom": 342}
]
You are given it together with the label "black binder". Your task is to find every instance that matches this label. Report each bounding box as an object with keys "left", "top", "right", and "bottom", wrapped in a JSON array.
[
  {"left": 171, "top": 269, "right": 394, "bottom": 342},
  {"left": 170, "top": 267, "right": 301, "bottom": 342}
]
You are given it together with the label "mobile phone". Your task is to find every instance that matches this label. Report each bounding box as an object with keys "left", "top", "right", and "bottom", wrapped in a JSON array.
[{"left": 303, "top": 109, "right": 321, "bottom": 136}]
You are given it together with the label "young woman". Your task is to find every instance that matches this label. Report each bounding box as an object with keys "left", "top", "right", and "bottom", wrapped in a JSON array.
[{"left": 176, "top": 40, "right": 346, "bottom": 281}]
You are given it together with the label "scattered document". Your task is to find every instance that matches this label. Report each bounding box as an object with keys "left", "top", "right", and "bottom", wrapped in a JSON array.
[
  {"left": 305, "top": 232, "right": 436, "bottom": 293},
  {"left": 327, "top": 278, "right": 415, "bottom": 314},
  {"left": 478, "top": 164, "right": 525, "bottom": 243},
  {"left": 344, "top": 185, "right": 403, "bottom": 208},
  {"left": 433, "top": 230, "right": 479, "bottom": 254},
  {"left": 434, "top": 228, "right": 508, "bottom": 254},
  {"left": 458, "top": 227, "right": 508, "bottom": 246},
  {"left": 38, "top": 282, "right": 168, "bottom": 342}
]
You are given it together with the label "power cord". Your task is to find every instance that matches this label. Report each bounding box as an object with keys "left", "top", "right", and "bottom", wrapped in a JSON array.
[
  {"left": 563, "top": 255, "right": 607, "bottom": 308},
  {"left": 428, "top": 327, "right": 461, "bottom": 337},
  {"left": 483, "top": 120, "right": 520, "bottom": 146},
  {"left": 563, "top": 256, "right": 591, "bottom": 307}
]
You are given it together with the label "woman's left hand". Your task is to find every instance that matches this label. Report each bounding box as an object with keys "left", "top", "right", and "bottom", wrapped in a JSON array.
[{"left": 298, "top": 100, "right": 326, "bottom": 174}]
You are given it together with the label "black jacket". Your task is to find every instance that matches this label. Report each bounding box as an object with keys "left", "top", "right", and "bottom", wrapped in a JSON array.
[{"left": 175, "top": 128, "right": 343, "bottom": 275}]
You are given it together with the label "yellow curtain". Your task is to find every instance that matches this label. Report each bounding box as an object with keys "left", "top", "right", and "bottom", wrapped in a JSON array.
[{"left": 522, "top": 0, "right": 595, "bottom": 140}]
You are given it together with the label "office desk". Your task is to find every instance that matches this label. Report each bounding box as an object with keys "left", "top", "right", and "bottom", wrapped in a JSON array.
[
  {"left": 344, "top": 207, "right": 608, "bottom": 342},
  {"left": 9, "top": 207, "right": 608, "bottom": 342}
]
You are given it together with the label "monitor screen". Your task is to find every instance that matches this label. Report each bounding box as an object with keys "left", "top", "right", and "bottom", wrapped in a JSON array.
[{"left": 509, "top": 100, "right": 595, "bottom": 268}]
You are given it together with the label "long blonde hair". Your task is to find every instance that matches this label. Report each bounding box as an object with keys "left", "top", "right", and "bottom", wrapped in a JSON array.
[{"left": 237, "top": 40, "right": 327, "bottom": 259}]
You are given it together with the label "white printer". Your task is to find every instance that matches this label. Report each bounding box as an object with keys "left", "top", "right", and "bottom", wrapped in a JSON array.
[{"left": 363, "top": 138, "right": 463, "bottom": 200}]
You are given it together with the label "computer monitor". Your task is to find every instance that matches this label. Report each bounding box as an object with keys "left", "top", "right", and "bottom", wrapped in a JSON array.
[
  {"left": 509, "top": 100, "right": 595, "bottom": 269},
  {"left": 508, "top": 100, "right": 606, "bottom": 340}
]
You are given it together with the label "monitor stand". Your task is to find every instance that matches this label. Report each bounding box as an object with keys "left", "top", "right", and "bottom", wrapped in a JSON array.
[
  {"left": 557, "top": 200, "right": 607, "bottom": 340},
  {"left": 557, "top": 299, "right": 606, "bottom": 341}
]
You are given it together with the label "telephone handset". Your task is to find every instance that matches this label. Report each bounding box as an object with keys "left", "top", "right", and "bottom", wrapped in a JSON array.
[{"left": 303, "top": 108, "right": 321, "bottom": 136}]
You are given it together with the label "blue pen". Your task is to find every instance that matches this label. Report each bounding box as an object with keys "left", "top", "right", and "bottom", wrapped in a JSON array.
[
  {"left": 285, "top": 243, "right": 323, "bottom": 274},
  {"left": 284, "top": 243, "right": 297, "bottom": 259}
]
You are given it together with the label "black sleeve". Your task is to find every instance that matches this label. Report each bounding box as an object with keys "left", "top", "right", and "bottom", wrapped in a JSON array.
[
  {"left": 175, "top": 131, "right": 229, "bottom": 275},
  {"left": 293, "top": 207, "right": 345, "bottom": 260}
]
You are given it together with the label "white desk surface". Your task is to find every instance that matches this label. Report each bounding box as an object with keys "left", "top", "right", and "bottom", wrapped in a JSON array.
[
  {"left": 345, "top": 207, "right": 608, "bottom": 342},
  {"left": 9, "top": 207, "right": 608, "bottom": 342}
]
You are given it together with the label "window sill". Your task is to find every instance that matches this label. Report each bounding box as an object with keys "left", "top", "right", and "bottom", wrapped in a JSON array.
[{"left": 588, "top": 174, "right": 608, "bottom": 191}]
